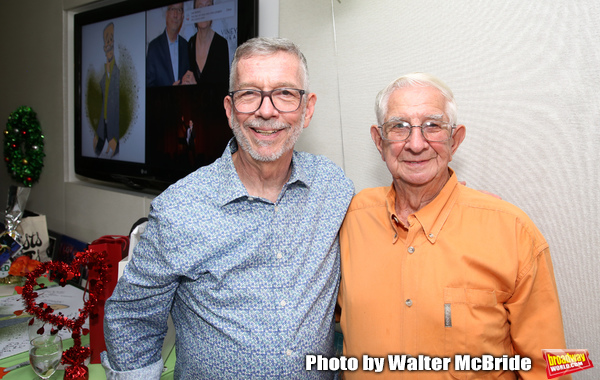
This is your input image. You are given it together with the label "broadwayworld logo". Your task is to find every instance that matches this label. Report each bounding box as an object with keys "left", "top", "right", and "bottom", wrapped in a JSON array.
[{"left": 542, "top": 349, "right": 593, "bottom": 378}]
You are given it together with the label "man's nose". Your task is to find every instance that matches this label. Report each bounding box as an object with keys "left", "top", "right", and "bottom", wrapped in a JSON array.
[
  {"left": 255, "top": 94, "right": 279, "bottom": 119},
  {"left": 404, "top": 126, "right": 429, "bottom": 151}
]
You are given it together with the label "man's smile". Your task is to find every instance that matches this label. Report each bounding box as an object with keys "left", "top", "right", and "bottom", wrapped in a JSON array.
[{"left": 252, "top": 128, "right": 283, "bottom": 136}]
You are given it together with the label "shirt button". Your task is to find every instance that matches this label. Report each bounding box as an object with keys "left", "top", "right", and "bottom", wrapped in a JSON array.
[
  {"left": 286, "top": 349, "right": 293, "bottom": 356},
  {"left": 408, "top": 246, "right": 415, "bottom": 254},
  {"left": 405, "top": 299, "right": 413, "bottom": 307},
  {"left": 248, "top": 196, "right": 254, "bottom": 201},
  {"left": 428, "top": 233, "right": 434, "bottom": 238},
  {"left": 274, "top": 206, "right": 279, "bottom": 212},
  {"left": 280, "top": 300, "right": 287, "bottom": 307},
  {"left": 276, "top": 253, "right": 283, "bottom": 259}
]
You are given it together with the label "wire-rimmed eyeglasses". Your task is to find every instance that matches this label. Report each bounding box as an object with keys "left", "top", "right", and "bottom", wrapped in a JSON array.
[
  {"left": 378, "top": 119, "right": 456, "bottom": 142},
  {"left": 229, "top": 88, "right": 306, "bottom": 114}
]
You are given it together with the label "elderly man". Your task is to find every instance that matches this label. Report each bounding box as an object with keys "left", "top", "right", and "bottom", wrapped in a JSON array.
[
  {"left": 146, "top": 3, "right": 191, "bottom": 87},
  {"left": 337, "top": 73, "right": 570, "bottom": 379},
  {"left": 102, "top": 37, "right": 353, "bottom": 379}
]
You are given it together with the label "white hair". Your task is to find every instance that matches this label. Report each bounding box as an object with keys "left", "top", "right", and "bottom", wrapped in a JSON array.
[{"left": 374, "top": 72, "right": 458, "bottom": 125}]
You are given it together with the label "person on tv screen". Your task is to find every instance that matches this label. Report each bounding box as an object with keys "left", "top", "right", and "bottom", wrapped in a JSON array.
[
  {"left": 93, "top": 22, "right": 120, "bottom": 158},
  {"left": 336, "top": 72, "right": 570, "bottom": 379},
  {"left": 101, "top": 37, "right": 354, "bottom": 379},
  {"left": 185, "top": 118, "right": 196, "bottom": 166},
  {"left": 186, "top": 0, "right": 230, "bottom": 86},
  {"left": 146, "top": 3, "right": 191, "bottom": 87}
]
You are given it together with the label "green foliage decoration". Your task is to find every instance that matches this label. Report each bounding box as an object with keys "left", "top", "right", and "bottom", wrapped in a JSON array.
[{"left": 3, "top": 106, "right": 45, "bottom": 187}]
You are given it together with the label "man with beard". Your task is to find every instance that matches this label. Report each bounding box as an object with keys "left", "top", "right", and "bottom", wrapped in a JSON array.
[{"left": 102, "top": 37, "right": 354, "bottom": 379}]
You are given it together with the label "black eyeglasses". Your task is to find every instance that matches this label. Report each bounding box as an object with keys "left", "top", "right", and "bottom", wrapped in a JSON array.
[
  {"left": 229, "top": 88, "right": 306, "bottom": 113},
  {"left": 378, "top": 120, "right": 455, "bottom": 142}
]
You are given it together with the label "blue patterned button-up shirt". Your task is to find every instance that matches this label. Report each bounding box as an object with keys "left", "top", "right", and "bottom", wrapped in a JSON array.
[{"left": 102, "top": 140, "right": 354, "bottom": 379}]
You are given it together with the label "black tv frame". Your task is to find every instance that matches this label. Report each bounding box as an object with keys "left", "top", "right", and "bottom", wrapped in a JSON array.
[{"left": 73, "top": 0, "right": 258, "bottom": 192}]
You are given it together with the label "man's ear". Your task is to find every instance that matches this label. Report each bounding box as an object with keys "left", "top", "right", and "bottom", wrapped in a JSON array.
[
  {"left": 302, "top": 92, "right": 317, "bottom": 129},
  {"left": 450, "top": 124, "right": 466, "bottom": 155},
  {"left": 224, "top": 95, "right": 233, "bottom": 129},
  {"left": 370, "top": 125, "right": 385, "bottom": 161}
]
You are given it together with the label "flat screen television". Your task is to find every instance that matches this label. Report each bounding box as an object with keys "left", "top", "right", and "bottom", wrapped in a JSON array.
[{"left": 74, "top": 0, "right": 258, "bottom": 192}]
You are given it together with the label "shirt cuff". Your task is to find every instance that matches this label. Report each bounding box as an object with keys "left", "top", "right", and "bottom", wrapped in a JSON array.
[{"left": 101, "top": 351, "right": 164, "bottom": 380}]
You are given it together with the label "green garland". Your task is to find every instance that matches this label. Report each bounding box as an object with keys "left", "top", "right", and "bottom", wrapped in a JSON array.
[{"left": 3, "top": 106, "right": 45, "bottom": 187}]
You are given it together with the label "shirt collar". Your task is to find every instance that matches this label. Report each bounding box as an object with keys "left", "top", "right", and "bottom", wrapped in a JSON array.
[
  {"left": 413, "top": 168, "right": 459, "bottom": 243},
  {"left": 165, "top": 29, "right": 178, "bottom": 46},
  {"left": 217, "top": 138, "right": 310, "bottom": 207},
  {"left": 385, "top": 168, "right": 460, "bottom": 243},
  {"left": 106, "top": 58, "right": 115, "bottom": 76},
  {"left": 384, "top": 186, "right": 402, "bottom": 241}
]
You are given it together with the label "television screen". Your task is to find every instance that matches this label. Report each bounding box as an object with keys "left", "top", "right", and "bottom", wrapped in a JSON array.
[{"left": 74, "top": 0, "right": 258, "bottom": 191}]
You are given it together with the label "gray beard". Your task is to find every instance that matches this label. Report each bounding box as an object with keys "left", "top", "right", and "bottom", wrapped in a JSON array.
[{"left": 231, "top": 110, "right": 306, "bottom": 162}]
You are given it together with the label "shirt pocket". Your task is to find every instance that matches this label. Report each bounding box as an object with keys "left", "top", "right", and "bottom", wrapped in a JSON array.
[{"left": 443, "top": 288, "right": 513, "bottom": 380}]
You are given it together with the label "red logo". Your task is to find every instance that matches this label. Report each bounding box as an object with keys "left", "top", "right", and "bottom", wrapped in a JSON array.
[{"left": 542, "top": 349, "right": 593, "bottom": 378}]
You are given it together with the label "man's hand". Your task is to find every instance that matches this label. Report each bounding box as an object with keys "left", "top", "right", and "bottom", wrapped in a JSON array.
[{"left": 179, "top": 71, "right": 197, "bottom": 85}]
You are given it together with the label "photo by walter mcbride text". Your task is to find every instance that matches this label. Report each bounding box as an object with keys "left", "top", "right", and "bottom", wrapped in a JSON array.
[{"left": 306, "top": 354, "right": 533, "bottom": 373}]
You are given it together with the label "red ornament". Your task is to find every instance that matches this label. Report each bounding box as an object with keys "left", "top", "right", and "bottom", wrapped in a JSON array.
[
  {"left": 20, "top": 248, "right": 109, "bottom": 380},
  {"left": 64, "top": 362, "right": 89, "bottom": 380}
]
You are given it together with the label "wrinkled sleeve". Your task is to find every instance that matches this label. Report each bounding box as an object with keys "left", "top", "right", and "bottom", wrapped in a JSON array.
[
  {"left": 507, "top": 241, "right": 571, "bottom": 380},
  {"left": 101, "top": 351, "right": 163, "bottom": 380},
  {"left": 102, "top": 203, "right": 180, "bottom": 376}
]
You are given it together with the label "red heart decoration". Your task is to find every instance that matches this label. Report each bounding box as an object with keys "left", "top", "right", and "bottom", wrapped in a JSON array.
[{"left": 21, "top": 248, "right": 109, "bottom": 380}]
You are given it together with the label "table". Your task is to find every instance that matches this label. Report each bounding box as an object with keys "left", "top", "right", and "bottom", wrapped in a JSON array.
[
  {"left": 0, "top": 283, "right": 176, "bottom": 379},
  {"left": 0, "top": 340, "right": 176, "bottom": 379}
]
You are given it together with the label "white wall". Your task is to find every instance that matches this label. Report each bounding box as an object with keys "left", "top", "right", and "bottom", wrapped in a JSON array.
[
  {"left": 281, "top": 1, "right": 599, "bottom": 378},
  {"left": 0, "top": 1, "right": 597, "bottom": 377}
]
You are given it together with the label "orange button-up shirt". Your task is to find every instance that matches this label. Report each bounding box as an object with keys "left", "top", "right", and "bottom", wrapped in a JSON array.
[{"left": 338, "top": 170, "right": 570, "bottom": 379}]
